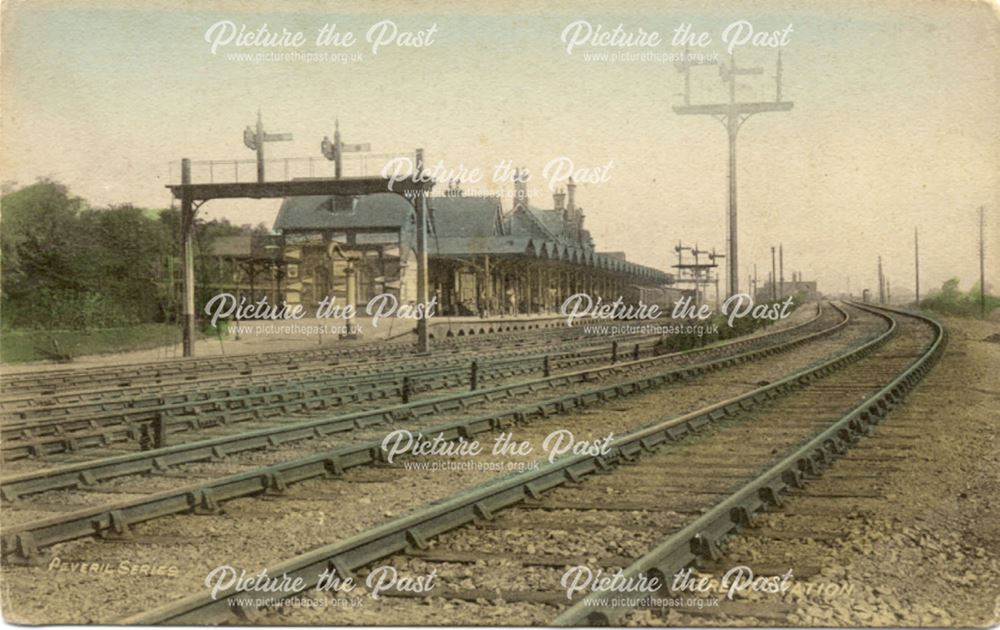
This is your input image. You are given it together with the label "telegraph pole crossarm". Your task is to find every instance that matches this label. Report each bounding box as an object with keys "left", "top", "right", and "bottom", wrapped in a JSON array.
[{"left": 674, "top": 45, "right": 719, "bottom": 106}]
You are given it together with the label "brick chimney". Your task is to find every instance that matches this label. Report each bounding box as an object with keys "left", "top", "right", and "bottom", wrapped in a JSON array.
[
  {"left": 564, "top": 177, "right": 581, "bottom": 244},
  {"left": 553, "top": 188, "right": 566, "bottom": 211},
  {"left": 513, "top": 167, "right": 529, "bottom": 208}
]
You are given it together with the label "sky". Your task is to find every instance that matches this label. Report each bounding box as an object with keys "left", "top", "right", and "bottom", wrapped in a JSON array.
[{"left": 2, "top": 0, "right": 998, "bottom": 298}]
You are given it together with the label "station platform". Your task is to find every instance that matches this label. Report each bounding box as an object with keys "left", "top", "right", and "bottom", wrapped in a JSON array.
[{"left": 225, "top": 312, "right": 573, "bottom": 343}]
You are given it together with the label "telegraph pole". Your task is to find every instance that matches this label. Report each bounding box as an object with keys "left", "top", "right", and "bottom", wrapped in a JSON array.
[
  {"left": 914, "top": 227, "right": 921, "bottom": 306},
  {"left": 415, "top": 148, "right": 430, "bottom": 353},
  {"left": 877, "top": 256, "right": 885, "bottom": 305},
  {"left": 770, "top": 246, "right": 777, "bottom": 301},
  {"left": 180, "top": 159, "right": 195, "bottom": 357},
  {"left": 980, "top": 206, "right": 987, "bottom": 317},
  {"left": 674, "top": 50, "right": 793, "bottom": 298},
  {"left": 692, "top": 244, "right": 702, "bottom": 305},
  {"left": 779, "top": 244, "right": 784, "bottom": 300}
]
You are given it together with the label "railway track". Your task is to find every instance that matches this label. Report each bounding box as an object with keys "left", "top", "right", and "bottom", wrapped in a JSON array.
[
  {"left": 0, "top": 320, "right": 628, "bottom": 398},
  {"left": 0, "top": 302, "right": 907, "bottom": 623},
  {"left": 99, "top": 303, "right": 941, "bottom": 626},
  {"left": 0, "top": 303, "right": 836, "bottom": 482},
  {"left": 0, "top": 323, "right": 662, "bottom": 413},
  {"left": 0, "top": 329, "right": 659, "bottom": 418},
  {"left": 0, "top": 323, "right": 697, "bottom": 460},
  {"left": 0, "top": 331, "right": 677, "bottom": 460},
  {"left": 0, "top": 302, "right": 845, "bottom": 510}
]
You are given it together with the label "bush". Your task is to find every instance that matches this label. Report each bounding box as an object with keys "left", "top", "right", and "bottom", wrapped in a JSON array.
[
  {"left": 1, "top": 180, "right": 251, "bottom": 332},
  {"left": 919, "top": 278, "right": 999, "bottom": 318},
  {"left": 652, "top": 295, "right": 803, "bottom": 354}
]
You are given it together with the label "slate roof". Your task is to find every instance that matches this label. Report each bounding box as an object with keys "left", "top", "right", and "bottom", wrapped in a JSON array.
[
  {"left": 272, "top": 193, "right": 667, "bottom": 282},
  {"left": 275, "top": 193, "right": 506, "bottom": 239},
  {"left": 507, "top": 206, "right": 558, "bottom": 241},
  {"left": 504, "top": 205, "right": 593, "bottom": 249},
  {"left": 428, "top": 197, "right": 502, "bottom": 238},
  {"left": 532, "top": 209, "right": 567, "bottom": 238},
  {"left": 274, "top": 193, "right": 413, "bottom": 230}
]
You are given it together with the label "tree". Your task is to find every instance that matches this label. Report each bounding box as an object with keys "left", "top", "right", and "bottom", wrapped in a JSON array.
[
  {"left": 1, "top": 181, "right": 263, "bottom": 330},
  {"left": 1, "top": 179, "right": 89, "bottom": 328}
]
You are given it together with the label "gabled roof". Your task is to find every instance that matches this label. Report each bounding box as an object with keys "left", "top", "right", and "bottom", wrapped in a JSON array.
[
  {"left": 507, "top": 206, "right": 558, "bottom": 241},
  {"left": 271, "top": 192, "right": 670, "bottom": 282},
  {"left": 532, "top": 208, "right": 567, "bottom": 238},
  {"left": 428, "top": 196, "right": 503, "bottom": 238},
  {"left": 275, "top": 193, "right": 506, "bottom": 238},
  {"left": 274, "top": 193, "right": 412, "bottom": 231},
  {"left": 505, "top": 203, "right": 596, "bottom": 251}
]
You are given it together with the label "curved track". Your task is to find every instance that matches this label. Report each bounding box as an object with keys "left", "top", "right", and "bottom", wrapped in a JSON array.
[{"left": 99, "top": 303, "right": 942, "bottom": 626}]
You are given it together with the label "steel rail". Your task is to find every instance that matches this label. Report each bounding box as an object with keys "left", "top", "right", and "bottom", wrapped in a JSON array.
[
  {"left": 1, "top": 329, "right": 669, "bottom": 433},
  {"left": 0, "top": 303, "right": 821, "bottom": 430},
  {"left": 553, "top": 303, "right": 945, "bottom": 625},
  {"left": 0, "top": 337, "right": 415, "bottom": 390},
  {"left": 0, "top": 349, "right": 635, "bottom": 459},
  {"left": 115, "top": 302, "right": 901, "bottom": 625},
  {"left": 1, "top": 310, "right": 823, "bottom": 458},
  {"left": 0, "top": 321, "right": 612, "bottom": 394},
  {"left": 1, "top": 305, "right": 844, "bottom": 557},
  {"left": 0, "top": 323, "right": 569, "bottom": 384},
  {"left": 0, "top": 336, "right": 590, "bottom": 415},
  {"left": 0, "top": 324, "right": 654, "bottom": 411},
  {"left": 0, "top": 322, "right": 643, "bottom": 406},
  {"left": 0, "top": 304, "right": 838, "bottom": 501}
]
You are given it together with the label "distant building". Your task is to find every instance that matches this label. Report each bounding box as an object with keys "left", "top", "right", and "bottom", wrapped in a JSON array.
[
  {"left": 272, "top": 177, "right": 672, "bottom": 316},
  {"left": 754, "top": 273, "right": 819, "bottom": 303}
]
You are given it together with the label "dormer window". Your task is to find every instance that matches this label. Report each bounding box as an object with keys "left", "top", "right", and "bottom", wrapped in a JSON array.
[{"left": 324, "top": 196, "right": 357, "bottom": 214}]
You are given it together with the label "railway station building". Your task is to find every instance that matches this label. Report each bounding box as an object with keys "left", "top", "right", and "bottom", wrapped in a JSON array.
[{"left": 271, "top": 178, "right": 674, "bottom": 317}]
